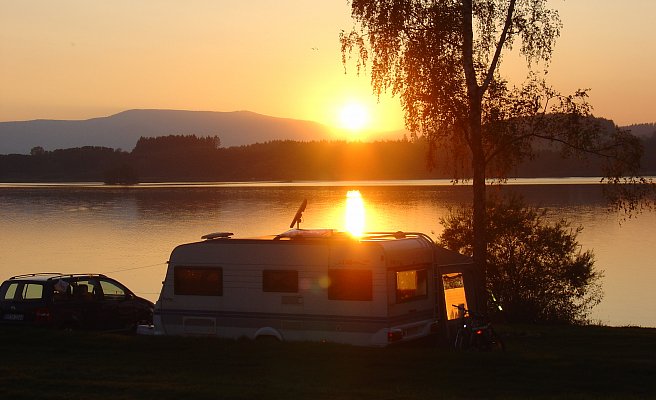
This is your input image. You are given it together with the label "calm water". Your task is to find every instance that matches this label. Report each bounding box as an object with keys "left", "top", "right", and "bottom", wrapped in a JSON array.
[{"left": 1, "top": 179, "right": 654, "bottom": 327}]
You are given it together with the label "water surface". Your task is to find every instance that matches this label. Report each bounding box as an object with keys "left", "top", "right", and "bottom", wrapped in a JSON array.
[{"left": 1, "top": 179, "right": 653, "bottom": 327}]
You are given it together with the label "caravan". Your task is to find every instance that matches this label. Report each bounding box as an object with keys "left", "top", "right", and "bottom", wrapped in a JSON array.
[
  {"left": 151, "top": 202, "right": 479, "bottom": 346},
  {"left": 153, "top": 230, "right": 479, "bottom": 346}
]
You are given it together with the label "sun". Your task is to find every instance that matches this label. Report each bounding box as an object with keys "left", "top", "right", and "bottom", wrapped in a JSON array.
[{"left": 338, "top": 101, "right": 370, "bottom": 132}]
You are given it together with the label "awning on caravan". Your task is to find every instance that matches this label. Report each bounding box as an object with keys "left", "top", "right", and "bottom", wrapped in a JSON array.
[{"left": 434, "top": 246, "right": 474, "bottom": 266}]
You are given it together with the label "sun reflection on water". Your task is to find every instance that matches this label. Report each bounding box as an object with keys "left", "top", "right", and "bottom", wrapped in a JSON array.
[{"left": 345, "top": 190, "right": 366, "bottom": 237}]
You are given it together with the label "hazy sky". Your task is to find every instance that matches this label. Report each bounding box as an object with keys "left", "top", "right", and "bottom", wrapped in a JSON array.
[{"left": 1, "top": 0, "right": 654, "bottom": 138}]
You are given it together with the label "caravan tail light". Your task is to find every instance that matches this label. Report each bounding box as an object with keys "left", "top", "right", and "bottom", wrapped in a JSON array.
[{"left": 387, "top": 329, "right": 404, "bottom": 343}]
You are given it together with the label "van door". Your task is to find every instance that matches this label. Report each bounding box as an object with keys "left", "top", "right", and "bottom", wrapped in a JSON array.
[
  {"left": 69, "top": 279, "right": 102, "bottom": 329},
  {"left": 96, "top": 278, "right": 137, "bottom": 331}
]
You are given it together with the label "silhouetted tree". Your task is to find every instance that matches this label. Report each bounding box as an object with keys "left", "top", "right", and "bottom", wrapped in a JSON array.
[
  {"left": 439, "top": 195, "right": 603, "bottom": 324},
  {"left": 342, "top": 0, "right": 650, "bottom": 308},
  {"left": 3, "top": 136, "right": 655, "bottom": 182},
  {"left": 132, "top": 135, "right": 220, "bottom": 155},
  {"left": 30, "top": 146, "right": 46, "bottom": 156},
  {"left": 104, "top": 164, "right": 139, "bottom": 185}
]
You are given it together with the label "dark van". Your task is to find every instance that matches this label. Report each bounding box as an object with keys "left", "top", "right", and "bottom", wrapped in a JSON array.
[{"left": 0, "top": 273, "right": 153, "bottom": 332}]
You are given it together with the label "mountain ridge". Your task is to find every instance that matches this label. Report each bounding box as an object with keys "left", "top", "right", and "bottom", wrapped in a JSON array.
[
  {"left": 1, "top": 109, "right": 652, "bottom": 155},
  {"left": 0, "top": 109, "right": 337, "bottom": 154}
]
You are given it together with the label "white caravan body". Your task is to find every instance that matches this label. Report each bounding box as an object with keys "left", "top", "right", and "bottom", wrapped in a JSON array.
[{"left": 154, "top": 230, "right": 440, "bottom": 347}]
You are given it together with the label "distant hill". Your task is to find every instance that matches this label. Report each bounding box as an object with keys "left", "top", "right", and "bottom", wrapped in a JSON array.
[
  {"left": 623, "top": 123, "right": 656, "bottom": 138},
  {"left": 0, "top": 109, "right": 334, "bottom": 154},
  {"left": 1, "top": 108, "right": 650, "bottom": 155}
]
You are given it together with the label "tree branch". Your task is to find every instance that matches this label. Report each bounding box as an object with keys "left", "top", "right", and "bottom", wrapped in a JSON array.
[
  {"left": 485, "top": 128, "right": 632, "bottom": 166},
  {"left": 461, "top": 0, "right": 479, "bottom": 98},
  {"left": 481, "top": 0, "right": 517, "bottom": 94}
]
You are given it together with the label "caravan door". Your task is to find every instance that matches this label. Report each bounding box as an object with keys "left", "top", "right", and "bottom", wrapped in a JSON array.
[{"left": 442, "top": 272, "right": 469, "bottom": 321}]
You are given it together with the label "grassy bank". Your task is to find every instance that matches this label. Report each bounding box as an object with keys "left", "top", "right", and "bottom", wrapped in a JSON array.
[{"left": 0, "top": 325, "right": 654, "bottom": 399}]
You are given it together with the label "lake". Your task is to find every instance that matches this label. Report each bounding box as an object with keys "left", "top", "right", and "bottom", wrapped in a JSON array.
[{"left": 1, "top": 179, "right": 654, "bottom": 327}]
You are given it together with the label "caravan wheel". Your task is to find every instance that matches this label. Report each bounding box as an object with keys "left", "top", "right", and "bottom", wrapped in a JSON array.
[{"left": 254, "top": 327, "right": 283, "bottom": 342}]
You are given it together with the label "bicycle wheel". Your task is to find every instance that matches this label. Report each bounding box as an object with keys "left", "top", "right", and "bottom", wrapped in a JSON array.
[
  {"left": 489, "top": 328, "right": 505, "bottom": 351},
  {"left": 454, "top": 329, "right": 467, "bottom": 350}
]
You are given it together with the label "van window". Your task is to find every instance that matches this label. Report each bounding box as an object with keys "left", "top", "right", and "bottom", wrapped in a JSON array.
[
  {"left": 327, "top": 269, "right": 372, "bottom": 301},
  {"left": 442, "top": 273, "right": 468, "bottom": 320},
  {"left": 263, "top": 270, "right": 298, "bottom": 293},
  {"left": 99, "top": 280, "right": 127, "bottom": 299},
  {"left": 21, "top": 283, "right": 44, "bottom": 300},
  {"left": 1, "top": 283, "right": 19, "bottom": 300},
  {"left": 73, "top": 280, "right": 100, "bottom": 301},
  {"left": 0, "top": 282, "right": 18, "bottom": 300},
  {"left": 174, "top": 267, "right": 223, "bottom": 296},
  {"left": 396, "top": 268, "right": 428, "bottom": 303},
  {"left": 0, "top": 282, "right": 43, "bottom": 301}
]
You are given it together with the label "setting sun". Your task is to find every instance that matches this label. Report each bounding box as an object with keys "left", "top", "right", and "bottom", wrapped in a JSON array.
[{"left": 338, "top": 101, "right": 370, "bottom": 132}]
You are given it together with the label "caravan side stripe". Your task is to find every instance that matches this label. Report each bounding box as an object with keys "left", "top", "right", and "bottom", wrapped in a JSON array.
[{"left": 156, "top": 308, "right": 435, "bottom": 333}]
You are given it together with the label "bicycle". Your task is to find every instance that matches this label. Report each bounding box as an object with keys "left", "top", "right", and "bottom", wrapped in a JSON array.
[{"left": 452, "top": 304, "right": 505, "bottom": 351}]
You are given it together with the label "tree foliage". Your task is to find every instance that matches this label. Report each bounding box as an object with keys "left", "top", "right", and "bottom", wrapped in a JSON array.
[
  {"left": 132, "top": 135, "right": 221, "bottom": 155},
  {"left": 103, "top": 163, "right": 139, "bottom": 185},
  {"left": 341, "top": 1, "right": 644, "bottom": 180},
  {"left": 341, "top": 0, "right": 652, "bottom": 307},
  {"left": 439, "top": 195, "right": 603, "bottom": 324}
]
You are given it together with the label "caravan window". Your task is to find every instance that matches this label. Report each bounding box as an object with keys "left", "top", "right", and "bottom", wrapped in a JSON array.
[
  {"left": 262, "top": 270, "right": 298, "bottom": 293},
  {"left": 174, "top": 267, "right": 223, "bottom": 296},
  {"left": 327, "top": 269, "right": 372, "bottom": 301},
  {"left": 395, "top": 268, "right": 428, "bottom": 303}
]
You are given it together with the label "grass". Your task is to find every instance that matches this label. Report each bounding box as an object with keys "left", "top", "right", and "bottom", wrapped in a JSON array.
[{"left": 0, "top": 324, "right": 654, "bottom": 399}]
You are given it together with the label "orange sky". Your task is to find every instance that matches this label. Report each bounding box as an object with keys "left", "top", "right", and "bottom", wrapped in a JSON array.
[{"left": 1, "top": 0, "right": 654, "bottom": 140}]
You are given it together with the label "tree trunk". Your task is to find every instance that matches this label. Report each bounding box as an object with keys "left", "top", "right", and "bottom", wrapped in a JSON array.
[
  {"left": 471, "top": 121, "right": 488, "bottom": 312},
  {"left": 462, "top": 0, "right": 487, "bottom": 311}
]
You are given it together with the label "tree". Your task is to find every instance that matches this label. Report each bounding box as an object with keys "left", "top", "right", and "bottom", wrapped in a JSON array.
[
  {"left": 30, "top": 146, "right": 46, "bottom": 156},
  {"left": 341, "top": 0, "right": 649, "bottom": 308},
  {"left": 103, "top": 163, "right": 139, "bottom": 185},
  {"left": 439, "top": 195, "right": 603, "bottom": 324}
]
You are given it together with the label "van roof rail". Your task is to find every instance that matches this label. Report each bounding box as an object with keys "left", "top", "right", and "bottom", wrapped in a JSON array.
[
  {"left": 9, "top": 272, "right": 63, "bottom": 279},
  {"left": 53, "top": 273, "right": 108, "bottom": 279},
  {"left": 8, "top": 273, "right": 109, "bottom": 281}
]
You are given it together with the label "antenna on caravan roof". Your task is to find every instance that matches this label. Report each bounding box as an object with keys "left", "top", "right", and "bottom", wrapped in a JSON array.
[{"left": 289, "top": 199, "right": 307, "bottom": 229}]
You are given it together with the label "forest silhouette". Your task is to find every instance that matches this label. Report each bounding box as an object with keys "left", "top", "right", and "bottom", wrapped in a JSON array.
[{"left": 1, "top": 133, "right": 655, "bottom": 183}]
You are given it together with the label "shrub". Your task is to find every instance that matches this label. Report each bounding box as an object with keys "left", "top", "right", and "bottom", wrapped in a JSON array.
[{"left": 439, "top": 195, "right": 603, "bottom": 324}]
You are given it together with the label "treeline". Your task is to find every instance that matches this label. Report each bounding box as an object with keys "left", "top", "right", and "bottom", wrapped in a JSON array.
[
  {"left": 0, "top": 146, "right": 131, "bottom": 182},
  {"left": 1, "top": 133, "right": 655, "bottom": 183}
]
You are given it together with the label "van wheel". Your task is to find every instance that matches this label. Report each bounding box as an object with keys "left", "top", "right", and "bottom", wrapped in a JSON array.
[
  {"left": 256, "top": 335, "right": 281, "bottom": 344},
  {"left": 59, "top": 322, "right": 78, "bottom": 332}
]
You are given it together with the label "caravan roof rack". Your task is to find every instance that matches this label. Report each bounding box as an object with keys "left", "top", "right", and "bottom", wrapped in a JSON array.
[
  {"left": 201, "top": 232, "right": 234, "bottom": 240},
  {"left": 362, "top": 231, "right": 435, "bottom": 243},
  {"left": 274, "top": 229, "right": 338, "bottom": 240}
]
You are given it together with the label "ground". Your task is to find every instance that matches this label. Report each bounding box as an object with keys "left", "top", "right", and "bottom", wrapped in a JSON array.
[{"left": 0, "top": 324, "right": 654, "bottom": 399}]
